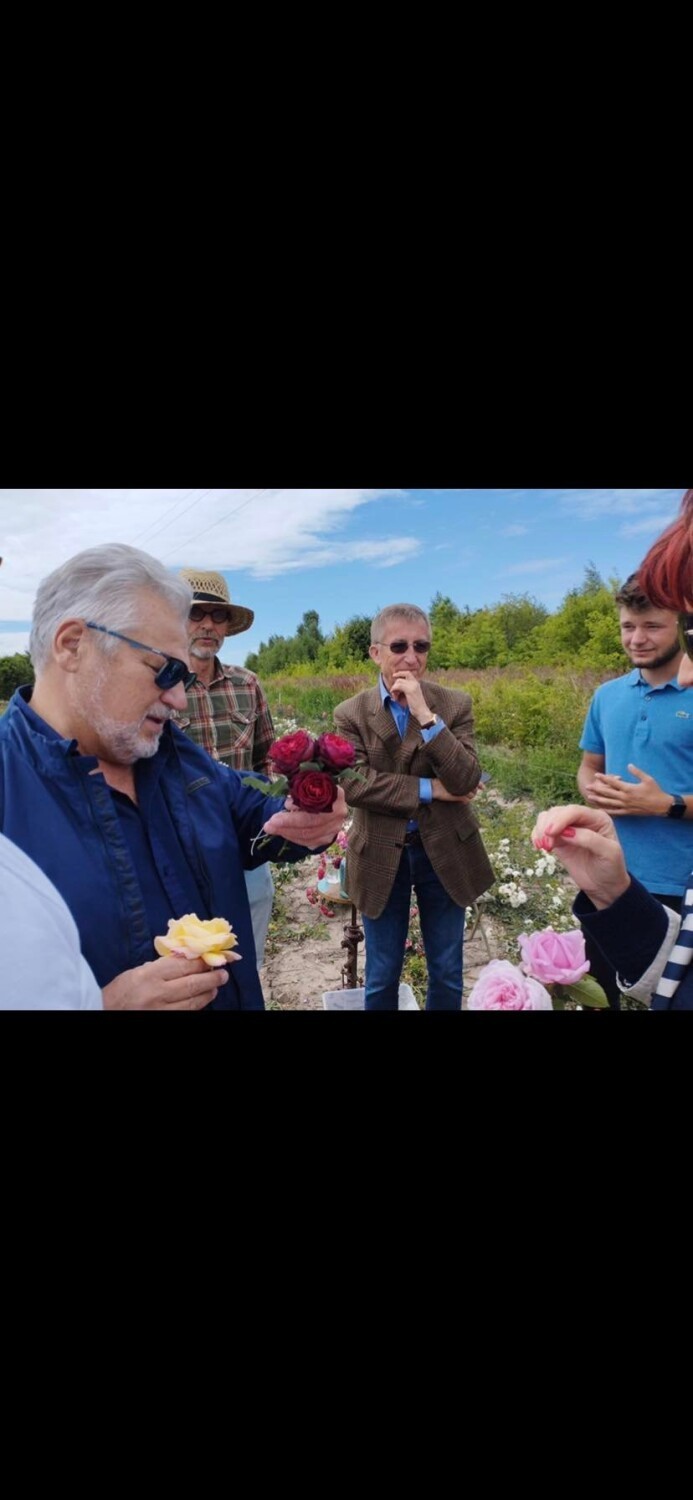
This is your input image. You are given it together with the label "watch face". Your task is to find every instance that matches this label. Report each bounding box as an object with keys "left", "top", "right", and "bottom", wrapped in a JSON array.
[{"left": 668, "top": 796, "right": 686, "bottom": 819}]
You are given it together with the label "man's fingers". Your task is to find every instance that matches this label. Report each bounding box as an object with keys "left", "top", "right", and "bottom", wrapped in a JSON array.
[
  {"left": 627, "top": 763, "right": 650, "bottom": 783},
  {"left": 163, "top": 968, "right": 229, "bottom": 1008}
]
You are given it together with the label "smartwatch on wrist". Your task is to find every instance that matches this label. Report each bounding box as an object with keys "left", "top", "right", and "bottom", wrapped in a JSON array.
[{"left": 667, "top": 794, "right": 686, "bottom": 819}]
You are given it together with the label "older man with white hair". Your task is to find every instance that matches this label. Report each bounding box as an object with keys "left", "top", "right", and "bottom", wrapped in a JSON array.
[{"left": 0, "top": 543, "right": 345, "bottom": 1010}]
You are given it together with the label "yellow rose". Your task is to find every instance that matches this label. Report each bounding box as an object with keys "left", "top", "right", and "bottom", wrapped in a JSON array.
[{"left": 154, "top": 914, "right": 240, "bottom": 968}]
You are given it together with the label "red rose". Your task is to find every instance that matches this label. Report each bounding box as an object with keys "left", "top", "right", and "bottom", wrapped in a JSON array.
[
  {"left": 315, "top": 732, "right": 357, "bottom": 771},
  {"left": 269, "top": 730, "right": 316, "bottom": 775},
  {"left": 290, "top": 769, "right": 337, "bottom": 812}
]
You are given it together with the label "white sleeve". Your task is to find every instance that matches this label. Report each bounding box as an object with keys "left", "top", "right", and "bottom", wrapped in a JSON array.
[
  {"left": 616, "top": 904, "right": 682, "bottom": 1004},
  {"left": 0, "top": 835, "right": 103, "bottom": 1010}
]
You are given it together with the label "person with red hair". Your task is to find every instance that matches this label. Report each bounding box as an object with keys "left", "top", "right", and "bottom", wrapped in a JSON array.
[
  {"left": 637, "top": 489, "right": 693, "bottom": 614},
  {"left": 532, "top": 489, "right": 693, "bottom": 1010}
]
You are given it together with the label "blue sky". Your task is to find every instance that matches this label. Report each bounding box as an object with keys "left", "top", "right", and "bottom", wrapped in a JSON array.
[{"left": 0, "top": 487, "right": 685, "bottom": 663}]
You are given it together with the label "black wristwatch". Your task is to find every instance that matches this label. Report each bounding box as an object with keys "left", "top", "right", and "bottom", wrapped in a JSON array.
[
  {"left": 420, "top": 715, "right": 438, "bottom": 730},
  {"left": 666, "top": 794, "right": 686, "bottom": 820}
]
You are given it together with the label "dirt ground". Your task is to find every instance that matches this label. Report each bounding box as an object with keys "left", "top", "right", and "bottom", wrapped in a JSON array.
[{"left": 258, "top": 862, "right": 499, "bottom": 1011}]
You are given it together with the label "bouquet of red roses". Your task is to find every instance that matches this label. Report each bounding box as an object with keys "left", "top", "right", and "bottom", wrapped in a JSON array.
[{"left": 243, "top": 730, "right": 364, "bottom": 810}]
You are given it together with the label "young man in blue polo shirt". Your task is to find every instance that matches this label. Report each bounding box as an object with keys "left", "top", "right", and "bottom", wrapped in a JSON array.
[{"left": 577, "top": 573, "right": 693, "bottom": 1006}]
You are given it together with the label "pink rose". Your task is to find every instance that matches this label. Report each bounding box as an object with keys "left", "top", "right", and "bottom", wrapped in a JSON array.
[
  {"left": 467, "top": 959, "right": 553, "bottom": 1011},
  {"left": 290, "top": 769, "right": 337, "bottom": 813},
  {"left": 518, "top": 928, "right": 590, "bottom": 986},
  {"left": 314, "top": 732, "right": 357, "bottom": 770},
  {"left": 269, "top": 730, "right": 317, "bottom": 774}
]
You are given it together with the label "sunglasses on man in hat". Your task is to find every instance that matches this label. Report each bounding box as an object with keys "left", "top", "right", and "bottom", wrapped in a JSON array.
[{"left": 178, "top": 569, "right": 254, "bottom": 638}]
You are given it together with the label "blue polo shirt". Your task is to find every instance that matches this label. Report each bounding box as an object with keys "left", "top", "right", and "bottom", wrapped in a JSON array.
[{"left": 580, "top": 669, "right": 693, "bottom": 896}]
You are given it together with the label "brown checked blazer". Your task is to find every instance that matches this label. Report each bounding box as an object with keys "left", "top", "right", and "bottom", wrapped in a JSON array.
[{"left": 334, "top": 681, "right": 495, "bottom": 920}]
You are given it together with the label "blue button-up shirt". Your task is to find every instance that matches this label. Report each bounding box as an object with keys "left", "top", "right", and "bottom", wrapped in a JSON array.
[{"left": 380, "top": 676, "right": 444, "bottom": 829}]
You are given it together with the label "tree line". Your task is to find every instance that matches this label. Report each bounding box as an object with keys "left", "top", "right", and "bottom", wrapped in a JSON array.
[
  {"left": 244, "top": 566, "right": 627, "bottom": 677},
  {"left": 0, "top": 567, "right": 628, "bottom": 693}
]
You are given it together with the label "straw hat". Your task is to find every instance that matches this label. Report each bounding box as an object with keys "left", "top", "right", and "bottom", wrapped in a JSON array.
[{"left": 178, "top": 569, "right": 255, "bottom": 637}]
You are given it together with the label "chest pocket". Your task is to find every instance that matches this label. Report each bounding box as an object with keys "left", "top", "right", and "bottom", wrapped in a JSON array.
[{"left": 217, "top": 711, "right": 257, "bottom": 757}]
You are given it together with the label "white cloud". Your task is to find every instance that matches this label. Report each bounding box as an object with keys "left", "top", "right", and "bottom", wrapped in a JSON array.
[
  {"left": 558, "top": 488, "right": 681, "bottom": 519},
  {"left": 619, "top": 514, "right": 677, "bottom": 537},
  {"left": 0, "top": 631, "right": 30, "bottom": 657},
  {"left": 500, "top": 524, "right": 529, "bottom": 537},
  {"left": 0, "top": 488, "right": 410, "bottom": 609},
  {"left": 249, "top": 537, "right": 421, "bottom": 577}
]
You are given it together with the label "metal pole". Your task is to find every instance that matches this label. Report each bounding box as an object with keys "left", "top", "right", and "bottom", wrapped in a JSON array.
[{"left": 341, "top": 903, "right": 364, "bottom": 989}]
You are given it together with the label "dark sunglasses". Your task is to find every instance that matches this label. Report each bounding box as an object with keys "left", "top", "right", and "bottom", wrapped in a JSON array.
[
  {"left": 189, "top": 604, "right": 230, "bottom": 625},
  {"left": 378, "top": 639, "right": 432, "bottom": 655},
  {"left": 678, "top": 614, "right": 693, "bottom": 661},
  {"left": 86, "top": 623, "right": 197, "bottom": 690}
]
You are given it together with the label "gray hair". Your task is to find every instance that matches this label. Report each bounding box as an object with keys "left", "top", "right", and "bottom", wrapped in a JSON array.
[
  {"left": 370, "top": 603, "right": 431, "bottom": 645},
  {"left": 29, "top": 543, "right": 193, "bottom": 672}
]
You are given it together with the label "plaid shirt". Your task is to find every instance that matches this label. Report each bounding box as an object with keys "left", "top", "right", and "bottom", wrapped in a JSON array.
[{"left": 175, "top": 660, "right": 275, "bottom": 773}]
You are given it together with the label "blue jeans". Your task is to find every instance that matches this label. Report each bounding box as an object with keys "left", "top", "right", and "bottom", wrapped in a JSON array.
[
  {"left": 245, "top": 864, "right": 274, "bottom": 968},
  {"left": 362, "top": 842, "right": 465, "bottom": 1011}
]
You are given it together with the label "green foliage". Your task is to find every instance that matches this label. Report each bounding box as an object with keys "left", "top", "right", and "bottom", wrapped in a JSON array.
[
  {"left": 495, "top": 593, "right": 549, "bottom": 649},
  {"left": 323, "top": 614, "right": 373, "bottom": 668},
  {"left": 263, "top": 673, "right": 373, "bottom": 733},
  {"left": 516, "top": 569, "right": 622, "bottom": 668},
  {"left": 246, "top": 610, "right": 326, "bottom": 676},
  {"left": 0, "top": 653, "right": 34, "bottom": 699},
  {"left": 456, "top": 666, "right": 599, "bottom": 751},
  {"left": 479, "top": 743, "right": 580, "bottom": 806},
  {"left": 244, "top": 566, "right": 626, "bottom": 678}
]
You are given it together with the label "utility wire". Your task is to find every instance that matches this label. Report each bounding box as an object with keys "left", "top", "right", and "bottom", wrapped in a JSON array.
[
  {"left": 129, "top": 488, "right": 216, "bottom": 547},
  {"left": 159, "top": 489, "right": 274, "bottom": 561}
]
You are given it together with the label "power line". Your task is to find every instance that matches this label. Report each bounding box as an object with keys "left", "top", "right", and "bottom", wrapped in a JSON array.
[
  {"left": 159, "top": 489, "right": 274, "bottom": 561},
  {"left": 129, "top": 488, "right": 216, "bottom": 547}
]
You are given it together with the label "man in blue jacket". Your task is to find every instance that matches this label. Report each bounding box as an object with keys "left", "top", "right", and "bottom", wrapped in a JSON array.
[{"left": 0, "top": 543, "right": 345, "bottom": 1010}]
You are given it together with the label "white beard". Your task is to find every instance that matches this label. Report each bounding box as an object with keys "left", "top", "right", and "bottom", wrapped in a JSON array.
[
  {"left": 79, "top": 669, "right": 170, "bottom": 764},
  {"left": 189, "top": 639, "right": 219, "bottom": 661}
]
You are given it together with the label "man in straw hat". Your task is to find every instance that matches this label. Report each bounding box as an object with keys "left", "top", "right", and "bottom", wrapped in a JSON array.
[{"left": 177, "top": 568, "right": 276, "bottom": 968}]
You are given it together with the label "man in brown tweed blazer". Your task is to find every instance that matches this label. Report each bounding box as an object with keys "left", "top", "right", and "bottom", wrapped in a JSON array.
[{"left": 334, "top": 603, "right": 494, "bottom": 1010}]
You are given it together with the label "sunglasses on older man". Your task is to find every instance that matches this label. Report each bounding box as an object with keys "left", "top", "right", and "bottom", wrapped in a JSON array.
[
  {"left": 376, "top": 639, "right": 432, "bottom": 655},
  {"left": 189, "top": 605, "right": 230, "bottom": 625},
  {"left": 678, "top": 615, "right": 693, "bottom": 661},
  {"left": 86, "top": 623, "right": 197, "bottom": 690}
]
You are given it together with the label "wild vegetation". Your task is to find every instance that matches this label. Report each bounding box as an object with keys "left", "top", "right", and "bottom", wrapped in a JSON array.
[{"left": 245, "top": 565, "right": 625, "bottom": 678}]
